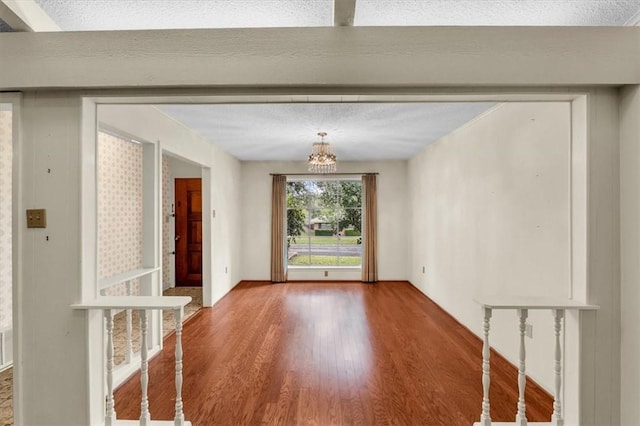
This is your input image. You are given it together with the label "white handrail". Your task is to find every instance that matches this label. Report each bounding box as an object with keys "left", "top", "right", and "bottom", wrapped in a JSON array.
[
  {"left": 72, "top": 296, "right": 191, "bottom": 426},
  {"left": 472, "top": 296, "right": 598, "bottom": 426},
  {"left": 99, "top": 267, "right": 160, "bottom": 291}
]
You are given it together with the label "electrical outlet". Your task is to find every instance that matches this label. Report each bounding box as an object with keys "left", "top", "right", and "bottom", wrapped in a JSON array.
[
  {"left": 324, "top": 271, "right": 328, "bottom": 277},
  {"left": 525, "top": 323, "right": 533, "bottom": 339},
  {"left": 26, "top": 209, "right": 46, "bottom": 228}
]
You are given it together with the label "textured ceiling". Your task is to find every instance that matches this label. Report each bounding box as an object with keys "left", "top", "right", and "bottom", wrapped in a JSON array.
[
  {"left": 31, "top": 0, "right": 640, "bottom": 30},
  {"left": 355, "top": 0, "right": 640, "bottom": 26},
  {"left": 33, "top": 0, "right": 333, "bottom": 31},
  {"left": 158, "top": 103, "right": 495, "bottom": 162}
]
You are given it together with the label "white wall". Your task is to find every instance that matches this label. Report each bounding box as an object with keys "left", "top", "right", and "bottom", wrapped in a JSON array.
[
  {"left": 620, "top": 85, "right": 640, "bottom": 425},
  {"left": 168, "top": 155, "right": 202, "bottom": 178},
  {"left": 99, "top": 105, "right": 242, "bottom": 307},
  {"left": 241, "top": 160, "right": 407, "bottom": 281},
  {"left": 210, "top": 145, "right": 242, "bottom": 301},
  {"left": 408, "top": 102, "right": 572, "bottom": 392}
]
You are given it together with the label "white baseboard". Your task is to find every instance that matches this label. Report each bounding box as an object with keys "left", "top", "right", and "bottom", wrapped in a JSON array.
[
  {"left": 473, "top": 423, "right": 553, "bottom": 425},
  {"left": 115, "top": 421, "right": 191, "bottom": 425}
]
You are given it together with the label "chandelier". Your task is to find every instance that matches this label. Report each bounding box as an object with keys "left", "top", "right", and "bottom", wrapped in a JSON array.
[{"left": 308, "top": 132, "right": 337, "bottom": 173}]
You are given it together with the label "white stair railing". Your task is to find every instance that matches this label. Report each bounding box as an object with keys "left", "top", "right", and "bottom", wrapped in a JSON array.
[
  {"left": 472, "top": 296, "right": 598, "bottom": 426},
  {"left": 73, "top": 295, "right": 192, "bottom": 426},
  {"left": 99, "top": 268, "right": 160, "bottom": 379}
]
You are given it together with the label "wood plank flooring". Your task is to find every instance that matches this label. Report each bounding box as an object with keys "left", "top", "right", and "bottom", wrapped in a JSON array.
[{"left": 114, "top": 281, "right": 552, "bottom": 425}]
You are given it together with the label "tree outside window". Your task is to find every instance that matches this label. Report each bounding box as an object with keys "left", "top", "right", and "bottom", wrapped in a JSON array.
[{"left": 286, "top": 180, "right": 362, "bottom": 267}]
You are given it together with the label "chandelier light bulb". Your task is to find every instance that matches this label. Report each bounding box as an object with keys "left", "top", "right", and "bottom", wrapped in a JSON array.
[{"left": 308, "top": 132, "right": 337, "bottom": 173}]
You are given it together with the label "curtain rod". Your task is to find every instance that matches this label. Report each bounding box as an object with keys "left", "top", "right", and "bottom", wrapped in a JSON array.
[{"left": 270, "top": 172, "right": 378, "bottom": 176}]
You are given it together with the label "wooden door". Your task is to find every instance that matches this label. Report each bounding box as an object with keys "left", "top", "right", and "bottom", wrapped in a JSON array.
[{"left": 175, "top": 178, "right": 202, "bottom": 286}]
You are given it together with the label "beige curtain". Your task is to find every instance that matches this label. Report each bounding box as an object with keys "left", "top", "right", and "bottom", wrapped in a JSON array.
[
  {"left": 362, "top": 174, "right": 378, "bottom": 283},
  {"left": 271, "top": 175, "right": 287, "bottom": 282}
]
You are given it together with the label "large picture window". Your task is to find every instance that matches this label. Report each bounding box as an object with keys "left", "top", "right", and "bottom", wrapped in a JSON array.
[{"left": 287, "top": 179, "right": 362, "bottom": 267}]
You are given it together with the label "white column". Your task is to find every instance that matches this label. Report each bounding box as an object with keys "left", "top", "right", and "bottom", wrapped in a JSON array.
[
  {"left": 125, "top": 280, "right": 133, "bottom": 364},
  {"left": 174, "top": 307, "right": 185, "bottom": 426},
  {"left": 516, "top": 308, "right": 528, "bottom": 426},
  {"left": 19, "top": 94, "right": 99, "bottom": 425},
  {"left": 552, "top": 309, "right": 565, "bottom": 426},
  {"left": 480, "top": 306, "right": 492, "bottom": 426},
  {"left": 104, "top": 309, "right": 116, "bottom": 426},
  {"left": 140, "top": 309, "right": 150, "bottom": 426}
]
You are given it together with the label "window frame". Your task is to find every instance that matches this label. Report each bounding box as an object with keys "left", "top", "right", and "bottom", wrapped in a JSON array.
[{"left": 286, "top": 176, "right": 363, "bottom": 270}]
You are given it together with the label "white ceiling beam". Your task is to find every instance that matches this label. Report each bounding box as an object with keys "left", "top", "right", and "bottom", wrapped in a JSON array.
[
  {"left": 334, "top": 0, "right": 357, "bottom": 26},
  {"left": 625, "top": 6, "right": 640, "bottom": 26},
  {"left": 0, "top": 26, "right": 638, "bottom": 89},
  {"left": 0, "top": 0, "right": 60, "bottom": 32}
]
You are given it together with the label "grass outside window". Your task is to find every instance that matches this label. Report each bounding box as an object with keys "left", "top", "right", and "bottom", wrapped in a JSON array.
[
  {"left": 289, "top": 235, "right": 360, "bottom": 245},
  {"left": 288, "top": 255, "right": 362, "bottom": 266}
]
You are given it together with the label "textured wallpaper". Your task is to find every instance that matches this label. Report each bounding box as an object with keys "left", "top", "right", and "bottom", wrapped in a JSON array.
[
  {"left": 162, "top": 155, "right": 173, "bottom": 290},
  {"left": 98, "top": 132, "right": 143, "bottom": 296},
  {"left": 0, "top": 109, "right": 12, "bottom": 331}
]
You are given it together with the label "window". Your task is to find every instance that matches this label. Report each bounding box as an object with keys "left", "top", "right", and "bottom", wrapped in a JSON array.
[{"left": 287, "top": 179, "right": 362, "bottom": 267}]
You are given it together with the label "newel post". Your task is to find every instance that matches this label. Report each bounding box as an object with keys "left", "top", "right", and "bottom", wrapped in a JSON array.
[
  {"left": 552, "top": 309, "right": 565, "bottom": 426},
  {"left": 480, "top": 306, "right": 492, "bottom": 426},
  {"left": 174, "top": 307, "right": 185, "bottom": 426},
  {"left": 516, "top": 309, "right": 528, "bottom": 426}
]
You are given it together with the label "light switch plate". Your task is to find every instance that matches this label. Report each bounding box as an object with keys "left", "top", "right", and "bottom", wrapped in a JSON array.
[{"left": 26, "top": 209, "right": 46, "bottom": 228}]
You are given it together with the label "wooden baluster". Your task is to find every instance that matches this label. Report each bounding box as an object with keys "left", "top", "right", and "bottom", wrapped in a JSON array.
[
  {"left": 552, "top": 309, "right": 565, "bottom": 426},
  {"left": 174, "top": 307, "right": 185, "bottom": 426},
  {"left": 125, "top": 280, "right": 133, "bottom": 364},
  {"left": 104, "top": 309, "right": 116, "bottom": 426},
  {"left": 516, "top": 309, "right": 528, "bottom": 426},
  {"left": 480, "top": 306, "right": 492, "bottom": 426},
  {"left": 140, "top": 309, "right": 150, "bottom": 426}
]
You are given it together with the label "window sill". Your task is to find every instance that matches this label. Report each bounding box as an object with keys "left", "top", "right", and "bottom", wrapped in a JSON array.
[{"left": 287, "top": 265, "right": 362, "bottom": 271}]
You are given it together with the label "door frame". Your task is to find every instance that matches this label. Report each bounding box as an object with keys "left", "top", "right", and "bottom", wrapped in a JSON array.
[
  {"left": 78, "top": 89, "right": 591, "bottom": 425},
  {"left": 0, "top": 92, "right": 22, "bottom": 426},
  {"left": 160, "top": 152, "right": 207, "bottom": 291}
]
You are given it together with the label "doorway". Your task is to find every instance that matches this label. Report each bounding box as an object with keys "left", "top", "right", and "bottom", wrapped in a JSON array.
[
  {"left": 175, "top": 178, "right": 203, "bottom": 287},
  {"left": 88, "top": 93, "right": 589, "bottom": 424}
]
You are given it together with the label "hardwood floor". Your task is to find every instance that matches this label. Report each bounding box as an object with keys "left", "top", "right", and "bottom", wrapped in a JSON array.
[{"left": 114, "top": 281, "right": 552, "bottom": 425}]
